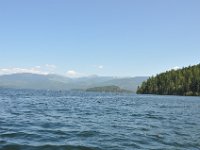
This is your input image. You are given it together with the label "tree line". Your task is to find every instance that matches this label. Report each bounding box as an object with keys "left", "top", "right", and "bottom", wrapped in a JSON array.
[{"left": 137, "top": 64, "right": 200, "bottom": 96}]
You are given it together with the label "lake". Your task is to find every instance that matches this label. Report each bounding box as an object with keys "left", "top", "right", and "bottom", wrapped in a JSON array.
[{"left": 0, "top": 89, "right": 200, "bottom": 150}]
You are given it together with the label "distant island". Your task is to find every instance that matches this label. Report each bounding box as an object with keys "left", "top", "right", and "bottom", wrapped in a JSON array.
[
  {"left": 86, "top": 85, "right": 132, "bottom": 93},
  {"left": 137, "top": 64, "right": 200, "bottom": 96}
]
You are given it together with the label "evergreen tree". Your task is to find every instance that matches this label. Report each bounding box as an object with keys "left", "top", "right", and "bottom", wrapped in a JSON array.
[{"left": 137, "top": 64, "right": 200, "bottom": 96}]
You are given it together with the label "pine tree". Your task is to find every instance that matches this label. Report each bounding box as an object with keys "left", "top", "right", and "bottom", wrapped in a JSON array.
[{"left": 137, "top": 64, "right": 200, "bottom": 96}]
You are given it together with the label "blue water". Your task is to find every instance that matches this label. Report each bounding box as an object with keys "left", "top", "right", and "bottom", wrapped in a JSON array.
[{"left": 0, "top": 89, "right": 200, "bottom": 150}]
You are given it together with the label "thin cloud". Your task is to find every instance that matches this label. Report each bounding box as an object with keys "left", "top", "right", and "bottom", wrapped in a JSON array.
[
  {"left": 65, "top": 70, "right": 87, "bottom": 77},
  {"left": 98, "top": 65, "right": 103, "bottom": 69},
  {"left": 93, "top": 65, "right": 104, "bottom": 69},
  {"left": 0, "top": 67, "right": 49, "bottom": 75},
  {"left": 66, "top": 70, "right": 78, "bottom": 77},
  {"left": 172, "top": 66, "right": 180, "bottom": 70},
  {"left": 45, "top": 64, "right": 57, "bottom": 69},
  {"left": 35, "top": 66, "right": 41, "bottom": 69}
]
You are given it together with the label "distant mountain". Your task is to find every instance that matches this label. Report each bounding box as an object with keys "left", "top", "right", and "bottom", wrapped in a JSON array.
[
  {"left": 95, "top": 77, "right": 148, "bottom": 92},
  {"left": 137, "top": 64, "right": 200, "bottom": 96},
  {"left": 0, "top": 73, "right": 69, "bottom": 90},
  {"left": 0, "top": 73, "right": 148, "bottom": 92}
]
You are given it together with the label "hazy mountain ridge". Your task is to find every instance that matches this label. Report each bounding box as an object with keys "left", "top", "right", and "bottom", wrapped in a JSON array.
[
  {"left": 96, "top": 77, "right": 148, "bottom": 92},
  {"left": 0, "top": 73, "right": 148, "bottom": 92}
]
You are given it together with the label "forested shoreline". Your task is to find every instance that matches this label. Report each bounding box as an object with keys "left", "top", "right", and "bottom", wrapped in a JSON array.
[{"left": 137, "top": 64, "right": 200, "bottom": 96}]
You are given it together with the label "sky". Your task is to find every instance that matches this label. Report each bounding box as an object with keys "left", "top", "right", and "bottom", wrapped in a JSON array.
[{"left": 0, "top": 0, "right": 200, "bottom": 77}]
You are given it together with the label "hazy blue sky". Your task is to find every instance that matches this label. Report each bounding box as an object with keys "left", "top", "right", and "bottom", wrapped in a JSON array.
[{"left": 0, "top": 0, "right": 200, "bottom": 77}]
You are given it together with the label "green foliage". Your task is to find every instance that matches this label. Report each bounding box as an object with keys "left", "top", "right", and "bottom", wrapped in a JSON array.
[
  {"left": 86, "top": 85, "right": 131, "bottom": 93},
  {"left": 137, "top": 64, "right": 200, "bottom": 96}
]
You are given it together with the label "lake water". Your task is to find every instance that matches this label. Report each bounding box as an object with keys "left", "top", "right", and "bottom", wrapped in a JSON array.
[{"left": 0, "top": 89, "right": 200, "bottom": 150}]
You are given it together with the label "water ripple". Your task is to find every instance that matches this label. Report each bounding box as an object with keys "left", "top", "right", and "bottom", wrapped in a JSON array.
[{"left": 0, "top": 89, "right": 200, "bottom": 150}]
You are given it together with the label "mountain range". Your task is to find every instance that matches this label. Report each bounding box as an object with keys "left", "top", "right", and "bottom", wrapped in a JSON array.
[{"left": 0, "top": 73, "right": 148, "bottom": 92}]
